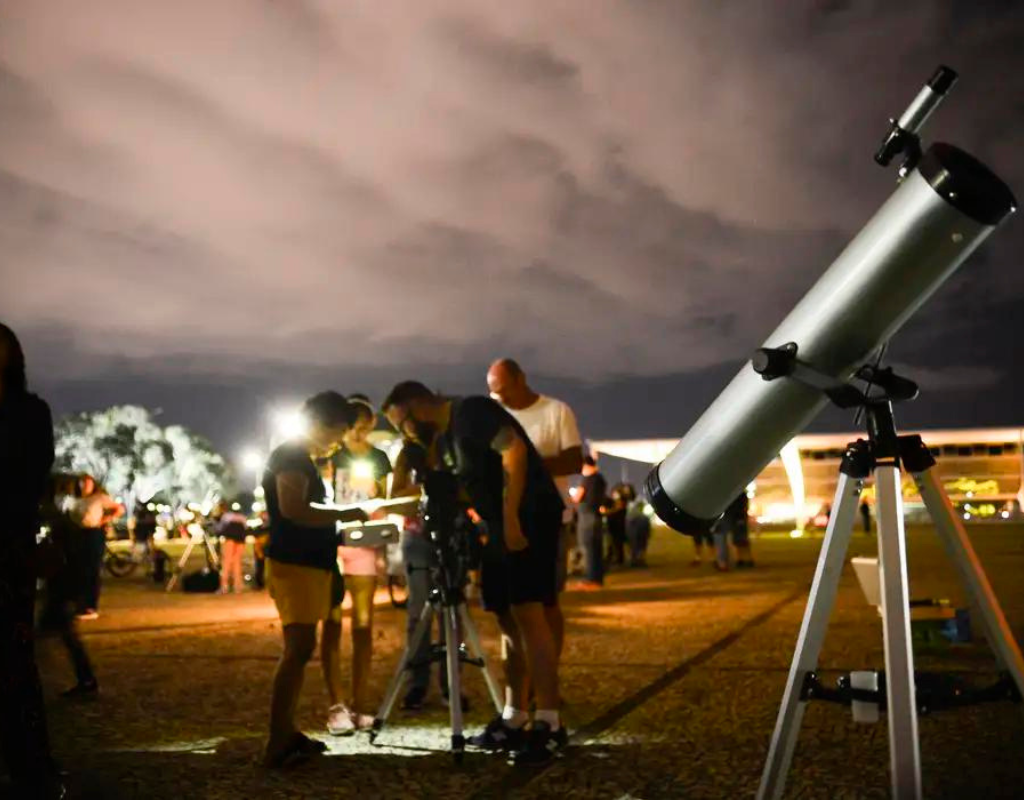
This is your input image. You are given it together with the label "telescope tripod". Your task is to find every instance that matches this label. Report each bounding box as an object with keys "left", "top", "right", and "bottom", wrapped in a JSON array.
[
  {"left": 757, "top": 402, "right": 1024, "bottom": 799},
  {"left": 370, "top": 579, "right": 502, "bottom": 762},
  {"left": 165, "top": 528, "right": 220, "bottom": 592}
]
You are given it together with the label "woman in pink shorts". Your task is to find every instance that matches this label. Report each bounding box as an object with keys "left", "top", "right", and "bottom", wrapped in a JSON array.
[{"left": 322, "top": 395, "right": 393, "bottom": 735}]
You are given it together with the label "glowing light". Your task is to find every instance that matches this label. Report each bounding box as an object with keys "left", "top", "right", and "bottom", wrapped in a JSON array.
[
  {"left": 780, "top": 440, "right": 807, "bottom": 533},
  {"left": 350, "top": 460, "right": 375, "bottom": 481},
  {"left": 254, "top": 486, "right": 265, "bottom": 499},
  {"left": 231, "top": 502, "right": 241, "bottom": 511},
  {"left": 963, "top": 513, "right": 972, "bottom": 520},
  {"left": 789, "top": 529, "right": 804, "bottom": 539},
  {"left": 1001, "top": 511, "right": 1011, "bottom": 519},
  {"left": 177, "top": 509, "right": 195, "bottom": 522},
  {"left": 240, "top": 449, "right": 264, "bottom": 472},
  {"left": 272, "top": 408, "right": 308, "bottom": 440},
  {"left": 147, "top": 503, "right": 156, "bottom": 511},
  {"left": 945, "top": 478, "right": 999, "bottom": 497}
]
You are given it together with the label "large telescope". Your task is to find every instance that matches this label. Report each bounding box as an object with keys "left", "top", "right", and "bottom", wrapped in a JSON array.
[{"left": 645, "top": 66, "right": 1017, "bottom": 532}]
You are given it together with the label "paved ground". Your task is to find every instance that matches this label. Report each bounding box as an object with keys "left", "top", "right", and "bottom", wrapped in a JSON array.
[{"left": 19, "top": 524, "right": 1024, "bottom": 799}]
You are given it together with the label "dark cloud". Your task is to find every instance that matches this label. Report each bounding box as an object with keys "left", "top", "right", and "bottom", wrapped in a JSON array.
[{"left": 1, "top": 0, "right": 1022, "bottom": 450}]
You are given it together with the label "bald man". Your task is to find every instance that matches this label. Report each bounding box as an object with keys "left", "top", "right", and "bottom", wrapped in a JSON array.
[{"left": 487, "top": 358, "right": 583, "bottom": 656}]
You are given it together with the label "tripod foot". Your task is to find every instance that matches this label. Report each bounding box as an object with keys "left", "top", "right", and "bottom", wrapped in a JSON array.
[{"left": 452, "top": 734, "right": 465, "bottom": 764}]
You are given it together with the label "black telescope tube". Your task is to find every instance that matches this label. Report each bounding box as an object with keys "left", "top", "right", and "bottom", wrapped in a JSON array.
[{"left": 644, "top": 467, "right": 717, "bottom": 532}]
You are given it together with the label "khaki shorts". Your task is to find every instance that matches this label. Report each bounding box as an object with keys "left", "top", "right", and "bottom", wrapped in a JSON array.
[{"left": 266, "top": 559, "right": 332, "bottom": 626}]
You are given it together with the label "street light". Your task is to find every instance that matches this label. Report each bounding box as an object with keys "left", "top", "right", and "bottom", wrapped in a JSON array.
[
  {"left": 270, "top": 407, "right": 308, "bottom": 444},
  {"left": 240, "top": 449, "right": 264, "bottom": 473}
]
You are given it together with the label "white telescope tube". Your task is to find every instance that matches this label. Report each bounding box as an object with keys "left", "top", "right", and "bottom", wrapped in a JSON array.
[{"left": 646, "top": 143, "right": 1016, "bottom": 531}]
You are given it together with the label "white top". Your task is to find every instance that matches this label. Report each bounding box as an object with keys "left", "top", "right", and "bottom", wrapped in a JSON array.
[
  {"left": 504, "top": 394, "right": 582, "bottom": 518},
  {"left": 71, "top": 494, "right": 114, "bottom": 528}
]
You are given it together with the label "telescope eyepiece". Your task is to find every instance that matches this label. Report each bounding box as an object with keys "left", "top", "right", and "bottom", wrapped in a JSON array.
[{"left": 927, "top": 65, "right": 958, "bottom": 95}]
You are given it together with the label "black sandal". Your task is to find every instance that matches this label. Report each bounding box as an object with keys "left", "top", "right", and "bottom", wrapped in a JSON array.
[
  {"left": 263, "top": 734, "right": 317, "bottom": 769},
  {"left": 295, "top": 733, "right": 328, "bottom": 754}
]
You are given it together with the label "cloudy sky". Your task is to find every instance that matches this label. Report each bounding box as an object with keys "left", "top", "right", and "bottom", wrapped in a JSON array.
[{"left": 2, "top": 0, "right": 1022, "bottom": 457}]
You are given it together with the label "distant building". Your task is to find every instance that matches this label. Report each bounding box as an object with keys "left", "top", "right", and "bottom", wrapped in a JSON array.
[{"left": 591, "top": 427, "right": 1024, "bottom": 528}]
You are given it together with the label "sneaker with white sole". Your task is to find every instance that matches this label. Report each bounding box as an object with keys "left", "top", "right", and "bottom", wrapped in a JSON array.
[{"left": 326, "top": 704, "right": 355, "bottom": 736}]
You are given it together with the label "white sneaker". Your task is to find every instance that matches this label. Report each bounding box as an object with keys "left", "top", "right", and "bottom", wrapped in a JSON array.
[{"left": 326, "top": 703, "right": 355, "bottom": 736}]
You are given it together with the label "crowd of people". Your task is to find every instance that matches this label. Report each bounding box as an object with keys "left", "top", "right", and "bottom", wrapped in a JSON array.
[{"left": 0, "top": 318, "right": 760, "bottom": 796}]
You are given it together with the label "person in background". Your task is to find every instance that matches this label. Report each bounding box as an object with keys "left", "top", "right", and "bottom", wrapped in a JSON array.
[
  {"left": 38, "top": 475, "right": 99, "bottom": 699},
  {"left": 216, "top": 501, "right": 249, "bottom": 594},
  {"left": 70, "top": 474, "right": 122, "bottom": 619},
  {"left": 322, "top": 394, "right": 392, "bottom": 735},
  {"left": 486, "top": 359, "right": 582, "bottom": 660},
  {"left": 712, "top": 492, "right": 754, "bottom": 571},
  {"left": 132, "top": 499, "right": 158, "bottom": 574},
  {"left": 622, "top": 485, "right": 651, "bottom": 567},
  {"left": 602, "top": 484, "right": 628, "bottom": 568},
  {"left": 253, "top": 510, "right": 270, "bottom": 590},
  {"left": 690, "top": 527, "right": 713, "bottom": 567},
  {"left": 860, "top": 498, "right": 872, "bottom": 533},
  {"left": 0, "top": 322, "right": 65, "bottom": 798},
  {"left": 573, "top": 456, "right": 607, "bottom": 589},
  {"left": 261, "top": 391, "right": 366, "bottom": 768}
]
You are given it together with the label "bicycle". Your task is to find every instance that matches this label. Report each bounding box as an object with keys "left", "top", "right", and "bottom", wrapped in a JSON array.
[{"left": 103, "top": 541, "right": 139, "bottom": 578}]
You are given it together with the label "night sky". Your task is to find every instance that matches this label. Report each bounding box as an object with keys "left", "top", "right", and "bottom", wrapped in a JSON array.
[{"left": 2, "top": 1, "right": 1023, "bottom": 459}]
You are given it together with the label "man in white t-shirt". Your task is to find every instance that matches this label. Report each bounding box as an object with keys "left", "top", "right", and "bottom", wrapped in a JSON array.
[{"left": 487, "top": 358, "right": 583, "bottom": 657}]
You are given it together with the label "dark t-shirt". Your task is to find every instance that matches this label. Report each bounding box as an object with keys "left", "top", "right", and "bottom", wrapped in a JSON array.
[
  {"left": 262, "top": 442, "right": 337, "bottom": 570},
  {"left": 332, "top": 446, "right": 392, "bottom": 503},
  {"left": 217, "top": 511, "right": 249, "bottom": 543},
  {"left": 438, "top": 397, "right": 564, "bottom": 536},
  {"left": 580, "top": 472, "right": 607, "bottom": 514},
  {"left": 0, "top": 393, "right": 54, "bottom": 546}
]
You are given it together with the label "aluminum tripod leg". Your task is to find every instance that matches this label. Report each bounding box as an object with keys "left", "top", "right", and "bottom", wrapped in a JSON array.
[
  {"left": 757, "top": 472, "right": 863, "bottom": 800},
  {"left": 913, "top": 468, "right": 1024, "bottom": 700},
  {"left": 459, "top": 604, "right": 503, "bottom": 712},
  {"left": 444, "top": 605, "right": 466, "bottom": 758},
  {"left": 875, "top": 464, "right": 922, "bottom": 800},
  {"left": 165, "top": 538, "right": 197, "bottom": 592},
  {"left": 371, "top": 599, "right": 434, "bottom": 737}
]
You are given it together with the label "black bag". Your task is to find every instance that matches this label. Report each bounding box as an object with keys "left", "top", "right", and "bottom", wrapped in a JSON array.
[{"left": 182, "top": 568, "right": 220, "bottom": 593}]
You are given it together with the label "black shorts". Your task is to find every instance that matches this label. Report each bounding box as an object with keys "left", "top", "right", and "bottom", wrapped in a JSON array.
[{"left": 480, "top": 514, "right": 561, "bottom": 614}]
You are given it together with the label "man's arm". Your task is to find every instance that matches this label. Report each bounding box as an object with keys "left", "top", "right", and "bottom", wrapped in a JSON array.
[
  {"left": 492, "top": 425, "right": 529, "bottom": 551},
  {"left": 543, "top": 402, "right": 583, "bottom": 477},
  {"left": 543, "top": 445, "right": 583, "bottom": 478}
]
